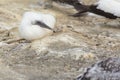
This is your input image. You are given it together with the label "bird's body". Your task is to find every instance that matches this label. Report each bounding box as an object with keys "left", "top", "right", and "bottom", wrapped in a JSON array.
[
  {"left": 40, "top": 0, "right": 120, "bottom": 19},
  {"left": 92, "top": 0, "right": 120, "bottom": 18},
  {"left": 19, "top": 12, "right": 56, "bottom": 40},
  {"left": 96, "top": 0, "right": 120, "bottom": 17},
  {"left": 77, "top": 57, "right": 120, "bottom": 80},
  {"left": 68, "top": 0, "right": 120, "bottom": 19}
]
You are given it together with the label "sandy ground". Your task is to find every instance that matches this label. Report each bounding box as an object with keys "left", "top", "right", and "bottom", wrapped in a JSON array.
[{"left": 0, "top": 0, "right": 120, "bottom": 80}]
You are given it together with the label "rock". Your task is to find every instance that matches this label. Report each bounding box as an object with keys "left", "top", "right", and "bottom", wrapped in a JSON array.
[
  {"left": 77, "top": 57, "right": 120, "bottom": 80},
  {"left": 0, "top": 59, "right": 28, "bottom": 80}
]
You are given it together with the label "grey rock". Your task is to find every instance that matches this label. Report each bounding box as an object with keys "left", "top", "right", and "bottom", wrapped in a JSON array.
[{"left": 77, "top": 57, "right": 120, "bottom": 80}]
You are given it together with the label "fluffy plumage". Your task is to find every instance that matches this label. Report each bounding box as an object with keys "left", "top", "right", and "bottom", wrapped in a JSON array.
[
  {"left": 77, "top": 57, "right": 120, "bottom": 80},
  {"left": 19, "top": 12, "right": 56, "bottom": 40}
]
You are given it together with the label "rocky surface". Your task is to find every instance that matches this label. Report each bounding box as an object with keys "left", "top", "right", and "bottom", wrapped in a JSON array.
[
  {"left": 0, "top": 0, "right": 120, "bottom": 80},
  {"left": 77, "top": 57, "right": 120, "bottom": 80}
]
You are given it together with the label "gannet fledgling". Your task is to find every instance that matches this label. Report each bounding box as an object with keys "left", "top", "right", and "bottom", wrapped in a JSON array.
[
  {"left": 19, "top": 12, "right": 56, "bottom": 40},
  {"left": 77, "top": 57, "right": 120, "bottom": 80}
]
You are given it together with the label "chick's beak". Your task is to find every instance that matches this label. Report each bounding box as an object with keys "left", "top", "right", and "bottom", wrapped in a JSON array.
[{"left": 34, "top": 21, "right": 54, "bottom": 31}]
